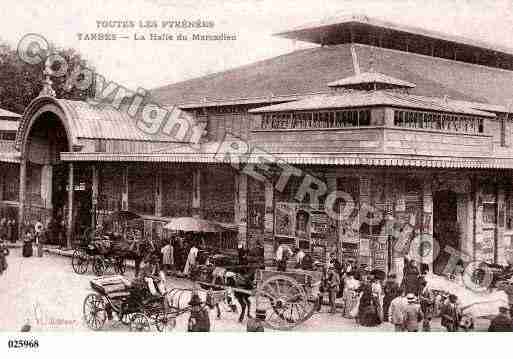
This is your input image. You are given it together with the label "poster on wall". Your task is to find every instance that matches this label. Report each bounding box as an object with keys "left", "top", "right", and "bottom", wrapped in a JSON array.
[
  {"left": 275, "top": 202, "right": 295, "bottom": 237},
  {"left": 475, "top": 230, "right": 495, "bottom": 263},
  {"left": 248, "top": 203, "right": 265, "bottom": 229},
  {"left": 341, "top": 242, "right": 358, "bottom": 262},
  {"left": 312, "top": 245, "right": 326, "bottom": 263},
  {"left": 310, "top": 210, "right": 329, "bottom": 234},
  {"left": 371, "top": 236, "right": 388, "bottom": 272}
]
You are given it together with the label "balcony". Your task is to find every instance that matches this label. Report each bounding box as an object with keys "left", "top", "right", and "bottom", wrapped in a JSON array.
[{"left": 250, "top": 107, "right": 494, "bottom": 157}]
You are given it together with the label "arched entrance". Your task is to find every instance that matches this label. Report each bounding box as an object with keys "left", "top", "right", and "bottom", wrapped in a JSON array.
[{"left": 16, "top": 97, "right": 77, "bottom": 246}]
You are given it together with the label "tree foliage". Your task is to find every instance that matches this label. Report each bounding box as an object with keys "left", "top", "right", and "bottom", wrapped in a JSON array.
[{"left": 0, "top": 39, "right": 94, "bottom": 115}]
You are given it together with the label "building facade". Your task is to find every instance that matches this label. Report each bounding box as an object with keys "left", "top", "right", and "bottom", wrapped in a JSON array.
[{"left": 3, "top": 14, "right": 513, "bottom": 275}]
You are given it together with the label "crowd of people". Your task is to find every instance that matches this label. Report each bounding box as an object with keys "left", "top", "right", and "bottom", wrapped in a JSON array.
[{"left": 272, "top": 245, "right": 513, "bottom": 332}]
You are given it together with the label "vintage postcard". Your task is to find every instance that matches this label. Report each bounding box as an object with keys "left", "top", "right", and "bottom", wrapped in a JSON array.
[{"left": 1, "top": 1, "right": 513, "bottom": 352}]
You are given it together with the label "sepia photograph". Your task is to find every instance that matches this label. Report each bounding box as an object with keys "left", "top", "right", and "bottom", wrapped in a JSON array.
[{"left": 1, "top": 1, "right": 513, "bottom": 354}]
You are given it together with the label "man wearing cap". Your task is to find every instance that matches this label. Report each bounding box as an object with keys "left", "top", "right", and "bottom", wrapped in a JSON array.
[
  {"left": 440, "top": 294, "right": 461, "bottom": 332},
  {"left": 402, "top": 293, "right": 423, "bottom": 332},
  {"left": 187, "top": 293, "right": 211, "bottom": 332},
  {"left": 488, "top": 306, "right": 513, "bottom": 332}
]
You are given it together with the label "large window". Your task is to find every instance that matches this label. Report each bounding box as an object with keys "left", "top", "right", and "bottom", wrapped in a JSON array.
[
  {"left": 394, "top": 109, "right": 484, "bottom": 134},
  {"left": 26, "top": 163, "right": 42, "bottom": 205},
  {"left": 162, "top": 166, "right": 193, "bottom": 218},
  {"left": 128, "top": 165, "right": 155, "bottom": 215},
  {"left": 201, "top": 167, "right": 235, "bottom": 223},
  {"left": 2, "top": 164, "right": 19, "bottom": 202},
  {"left": 98, "top": 165, "right": 123, "bottom": 212},
  {"left": 260, "top": 109, "right": 371, "bottom": 130}
]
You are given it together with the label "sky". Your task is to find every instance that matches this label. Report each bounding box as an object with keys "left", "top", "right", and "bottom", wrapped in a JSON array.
[{"left": 1, "top": 0, "right": 513, "bottom": 92}]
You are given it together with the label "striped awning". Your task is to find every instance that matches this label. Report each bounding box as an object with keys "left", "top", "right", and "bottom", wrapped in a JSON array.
[{"left": 60, "top": 151, "right": 513, "bottom": 169}]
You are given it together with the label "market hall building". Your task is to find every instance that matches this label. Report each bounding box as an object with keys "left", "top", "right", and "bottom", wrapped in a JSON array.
[{"left": 3, "top": 14, "right": 513, "bottom": 275}]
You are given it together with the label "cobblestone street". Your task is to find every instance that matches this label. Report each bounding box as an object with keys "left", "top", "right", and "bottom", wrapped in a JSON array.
[{"left": 1, "top": 247, "right": 492, "bottom": 332}]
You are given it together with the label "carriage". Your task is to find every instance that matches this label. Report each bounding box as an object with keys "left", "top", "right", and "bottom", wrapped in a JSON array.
[
  {"left": 71, "top": 237, "right": 128, "bottom": 276},
  {"left": 195, "top": 263, "right": 322, "bottom": 330},
  {"left": 83, "top": 275, "right": 207, "bottom": 331}
]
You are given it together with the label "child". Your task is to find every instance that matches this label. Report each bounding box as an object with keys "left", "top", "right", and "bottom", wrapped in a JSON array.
[{"left": 22, "top": 230, "right": 33, "bottom": 257}]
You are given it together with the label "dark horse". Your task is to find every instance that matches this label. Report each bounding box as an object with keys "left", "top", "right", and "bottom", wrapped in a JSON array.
[
  {"left": 210, "top": 267, "right": 255, "bottom": 322},
  {"left": 86, "top": 229, "right": 156, "bottom": 277}
]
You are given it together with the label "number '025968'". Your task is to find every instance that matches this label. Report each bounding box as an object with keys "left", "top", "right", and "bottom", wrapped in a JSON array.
[{"left": 7, "top": 339, "right": 39, "bottom": 349}]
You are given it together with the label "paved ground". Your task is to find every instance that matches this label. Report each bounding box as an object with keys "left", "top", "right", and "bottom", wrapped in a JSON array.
[{"left": 0, "top": 247, "right": 491, "bottom": 332}]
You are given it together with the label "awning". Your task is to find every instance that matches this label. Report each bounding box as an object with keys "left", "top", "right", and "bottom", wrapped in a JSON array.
[{"left": 60, "top": 151, "right": 513, "bottom": 169}]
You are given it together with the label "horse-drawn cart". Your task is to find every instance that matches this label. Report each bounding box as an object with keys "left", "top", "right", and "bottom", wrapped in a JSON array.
[
  {"left": 83, "top": 275, "right": 197, "bottom": 331},
  {"left": 72, "top": 239, "right": 128, "bottom": 276},
  {"left": 196, "top": 265, "right": 321, "bottom": 330},
  {"left": 254, "top": 269, "right": 321, "bottom": 330}
]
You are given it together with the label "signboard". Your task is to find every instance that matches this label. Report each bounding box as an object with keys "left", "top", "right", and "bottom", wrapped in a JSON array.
[
  {"left": 310, "top": 210, "right": 329, "bottom": 234},
  {"left": 66, "top": 182, "right": 87, "bottom": 191},
  {"left": 341, "top": 242, "right": 358, "bottom": 262},
  {"left": 371, "top": 236, "right": 388, "bottom": 272}
]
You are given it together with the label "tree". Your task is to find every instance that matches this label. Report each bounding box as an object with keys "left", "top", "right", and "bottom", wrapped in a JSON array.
[{"left": 0, "top": 39, "right": 95, "bottom": 115}]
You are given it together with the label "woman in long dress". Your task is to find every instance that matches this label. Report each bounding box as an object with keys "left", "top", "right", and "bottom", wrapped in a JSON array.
[
  {"left": 342, "top": 272, "right": 360, "bottom": 318},
  {"left": 357, "top": 281, "right": 381, "bottom": 327},
  {"left": 183, "top": 243, "right": 198, "bottom": 275}
]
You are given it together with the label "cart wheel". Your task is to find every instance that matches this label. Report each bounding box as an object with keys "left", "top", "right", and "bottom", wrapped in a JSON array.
[
  {"left": 93, "top": 256, "right": 106, "bottom": 276},
  {"left": 130, "top": 313, "right": 151, "bottom": 332},
  {"left": 256, "top": 274, "right": 316, "bottom": 331},
  {"left": 115, "top": 257, "right": 127, "bottom": 275},
  {"left": 83, "top": 293, "right": 107, "bottom": 331},
  {"left": 72, "top": 249, "right": 89, "bottom": 274}
]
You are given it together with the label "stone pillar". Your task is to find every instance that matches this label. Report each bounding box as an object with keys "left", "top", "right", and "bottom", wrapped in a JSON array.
[
  {"left": 326, "top": 172, "right": 340, "bottom": 261},
  {"left": 264, "top": 180, "right": 274, "bottom": 266},
  {"left": 122, "top": 166, "right": 128, "bottom": 211},
  {"left": 422, "top": 178, "right": 434, "bottom": 273},
  {"left": 474, "top": 181, "right": 484, "bottom": 261},
  {"left": 155, "top": 166, "right": 162, "bottom": 217},
  {"left": 18, "top": 159, "right": 27, "bottom": 235},
  {"left": 192, "top": 167, "right": 201, "bottom": 217},
  {"left": 66, "top": 163, "right": 74, "bottom": 248},
  {"left": 236, "top": 172, "right": 248, "bottom": 247},
  {"left": 497, "top": 186, "right": 507, "bottom": 264},
  {"left": 359, "top": 174, "right": 371, "bottom": 267},
  {"left": 91, "top": 164, "right": 99, "bottom": 230}
]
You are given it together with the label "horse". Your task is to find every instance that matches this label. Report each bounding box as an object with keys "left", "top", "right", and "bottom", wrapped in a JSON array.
[{"left": 210, "top": 267, "right": 255, "bottom": 322}]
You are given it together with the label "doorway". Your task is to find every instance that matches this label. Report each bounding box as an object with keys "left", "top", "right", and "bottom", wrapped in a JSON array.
[{"left": 433, "top": 190, "right": 460, "bottom": 274}]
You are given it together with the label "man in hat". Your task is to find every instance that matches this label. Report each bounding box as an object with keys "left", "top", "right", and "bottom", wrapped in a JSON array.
[
  {"left": 247, "top": 309, "right": 266, "bottom": 332},
  {"left": 488, "top": 306, "right": 513, "bottom": 332},
  {"left": 383, "top": 274, "right": 400, "bottom": 322},
  {"left": 327, "top": 264, "right": 341, "bottom": 314},
  {"left": 388, "top": 291, "right": 407, "bottom": 331},
  {"left": 187, "top": 293, "right": 210, "bottom": 332},
  {"left": 441, "top": 294, "right": 461, "bottom": 332},
  {"left": 402, "top": 293, "right": 423, "bottom": 332},
  {"left": 276, "top": 243, "right": 292, "bottom": 272},
  {"left": 295, "top": 247, "right": 305, "bottom": 269}
]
